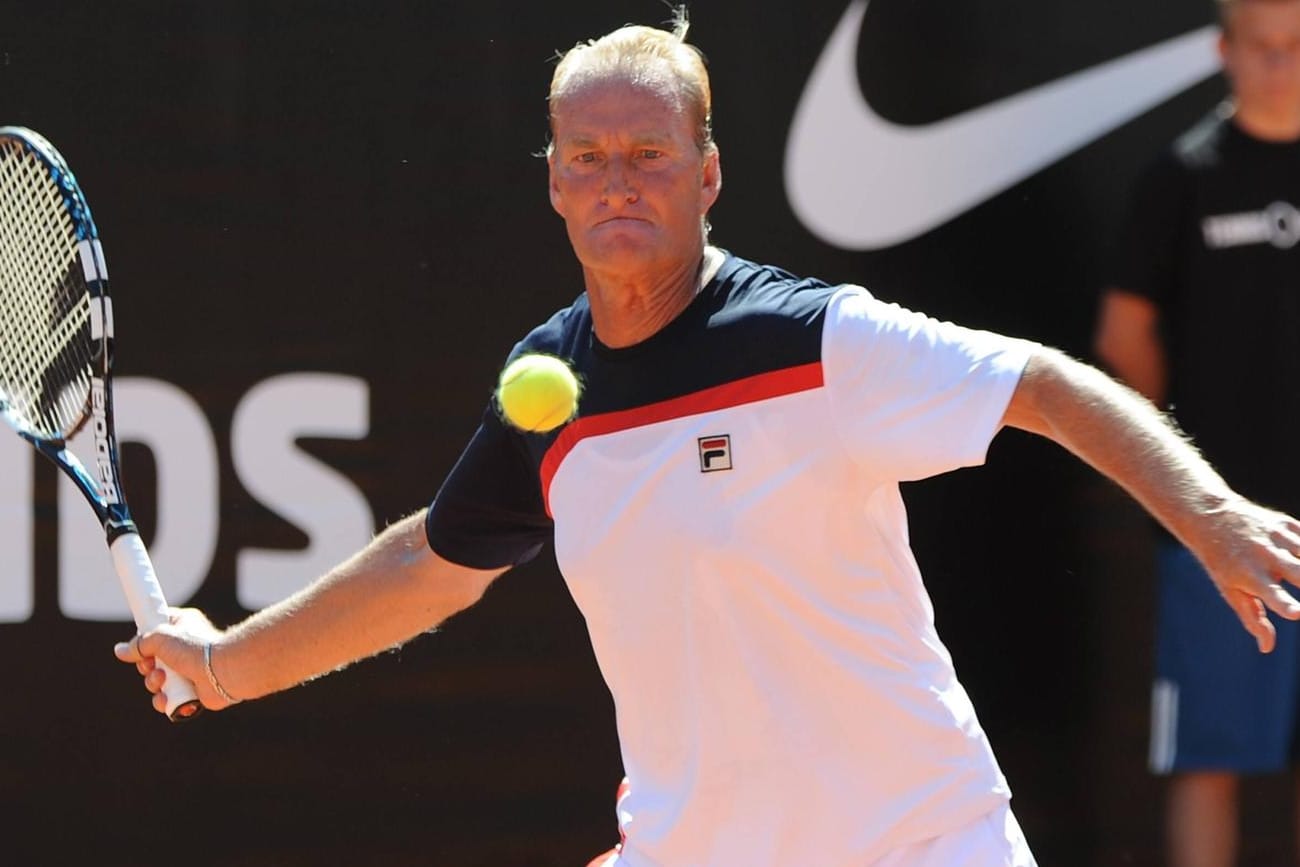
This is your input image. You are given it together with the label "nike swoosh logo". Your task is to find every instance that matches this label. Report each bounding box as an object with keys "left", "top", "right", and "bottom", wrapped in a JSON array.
[{"left": 784, "top": 0, "right": 1220, "bottom": 250}]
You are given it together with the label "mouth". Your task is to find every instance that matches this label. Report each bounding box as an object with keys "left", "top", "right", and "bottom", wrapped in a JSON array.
[{"left": 595, "top": 216, "right": 651, "bottom": 227}]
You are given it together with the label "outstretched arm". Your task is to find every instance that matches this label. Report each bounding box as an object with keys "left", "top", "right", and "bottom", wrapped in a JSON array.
[
  {"left": 1002, "top": 346, "right": 1300, "bottom": 652},
  {"left": 117, "top": 509, "right": 505, "bottom": 714}
]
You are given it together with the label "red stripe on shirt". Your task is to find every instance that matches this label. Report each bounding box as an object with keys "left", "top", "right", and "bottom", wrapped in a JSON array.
[{"left": 540, "top": 361, "right": 824, "bottom": 516}]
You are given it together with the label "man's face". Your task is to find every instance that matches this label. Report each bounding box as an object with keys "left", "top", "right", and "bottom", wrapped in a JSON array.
[
  {"left": 548, "top": 76, "right": 720, "bottom": 275},
  {"left": 1221, "top": 0, "right": 1300, "bottom": 117}
]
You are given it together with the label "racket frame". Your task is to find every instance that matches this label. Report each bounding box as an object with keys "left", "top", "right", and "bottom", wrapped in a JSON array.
[{"left": 0, "top": 126, "right": 201, "bottom": 720}]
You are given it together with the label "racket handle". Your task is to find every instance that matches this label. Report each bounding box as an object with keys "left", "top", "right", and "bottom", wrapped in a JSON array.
[{"left": 109, "top": 533, "right": 203, "bottom": 721}]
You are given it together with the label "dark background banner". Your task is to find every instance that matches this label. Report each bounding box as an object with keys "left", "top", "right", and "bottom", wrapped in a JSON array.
[{"left": 0, "top": 2, "right": 1275, "bottom": 864}]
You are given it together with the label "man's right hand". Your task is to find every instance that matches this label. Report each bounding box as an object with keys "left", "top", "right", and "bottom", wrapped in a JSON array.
[{"left": 114, "top": 608, "right": 236, "bottom": 714}]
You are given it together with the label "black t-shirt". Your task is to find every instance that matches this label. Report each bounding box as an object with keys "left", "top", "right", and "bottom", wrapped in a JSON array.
[{"left": 1114, "top": 106, "right": 1300, "bottom": 515}]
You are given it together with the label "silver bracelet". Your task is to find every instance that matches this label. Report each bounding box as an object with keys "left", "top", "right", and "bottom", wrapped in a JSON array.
[{"left": 203, "top": 641, "right": 240, "bottom": 704}]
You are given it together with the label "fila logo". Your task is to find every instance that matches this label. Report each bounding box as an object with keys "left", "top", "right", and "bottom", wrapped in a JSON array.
[{"left": 698, "top": 435, "right": 732, "bottom": 473}]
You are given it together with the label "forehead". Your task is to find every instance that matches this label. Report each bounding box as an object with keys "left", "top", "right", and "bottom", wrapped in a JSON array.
[
  {"left": 1228, "top": 0, "right": 1300, "bottom": 37},
  {"left": 550, "top": 76, "right": 692, "bottom": 143}
]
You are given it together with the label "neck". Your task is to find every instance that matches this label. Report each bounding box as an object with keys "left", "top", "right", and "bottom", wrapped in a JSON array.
[
  {"left": 585, "top": 246, "right": 718, "bottom": 348},
  {"left": 1231, "top": 100, "right": 1300, "bottom": 142}
]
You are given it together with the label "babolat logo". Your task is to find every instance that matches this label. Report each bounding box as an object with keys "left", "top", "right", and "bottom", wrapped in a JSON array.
[
  {"left": 698, "top": 434, "right": 732, "bottom": 473},
  {"left": 90, "top": 378, "right": 120, "bottom": 504}
]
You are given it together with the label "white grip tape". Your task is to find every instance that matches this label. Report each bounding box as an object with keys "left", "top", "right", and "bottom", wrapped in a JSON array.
[{"left": 109, "top": 533, "right": 199, "bottom": 717}]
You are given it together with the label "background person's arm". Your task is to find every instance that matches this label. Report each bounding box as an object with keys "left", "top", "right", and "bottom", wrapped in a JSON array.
[{"left": 1094, "top": 288, "right": 1167, "bottom": 403}]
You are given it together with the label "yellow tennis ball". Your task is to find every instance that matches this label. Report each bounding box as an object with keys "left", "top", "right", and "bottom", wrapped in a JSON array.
[{"left": 496, "top": 354, "right": 581, "bottom": 432}]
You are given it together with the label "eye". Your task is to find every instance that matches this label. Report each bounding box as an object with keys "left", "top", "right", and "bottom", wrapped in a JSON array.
[
  {"left": 638, "top": 149, "right": 663, "bottom": 160},
  {"left": 575, "top": 152, "right": 598, "bottom": 164}
]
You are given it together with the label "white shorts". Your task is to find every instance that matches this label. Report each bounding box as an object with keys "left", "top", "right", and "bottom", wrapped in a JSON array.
[
  {"left": 873, "top": 803, "right": 1037, "bottom": 867},
  {"left": 588, "top": 798, "right": 1036, "bottom": 867}
]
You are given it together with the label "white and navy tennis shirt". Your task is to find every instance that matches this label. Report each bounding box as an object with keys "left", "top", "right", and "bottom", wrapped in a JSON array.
[{"left": 426, "top": 249, "right": 1037, "bottom": 865}]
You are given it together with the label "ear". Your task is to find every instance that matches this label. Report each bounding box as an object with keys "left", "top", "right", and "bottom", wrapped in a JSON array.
[
  {"left": 548, "top": 156, "right": 565, "bottom": 217},
  {"left": 1218, "top": 31, "right": 1231, "bottom": 75},
  {"left": 700, "top": 146, "right": 722, "bottom": 214}
]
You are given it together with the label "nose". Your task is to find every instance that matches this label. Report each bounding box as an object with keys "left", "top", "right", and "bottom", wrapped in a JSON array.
[{"left": 600, "top": 156, "right": 639, "bottom": 205}]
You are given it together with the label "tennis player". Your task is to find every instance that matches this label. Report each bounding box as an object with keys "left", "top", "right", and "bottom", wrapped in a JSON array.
[{"left": 120, "top": 10, "right": 1300, "bottom": 865}]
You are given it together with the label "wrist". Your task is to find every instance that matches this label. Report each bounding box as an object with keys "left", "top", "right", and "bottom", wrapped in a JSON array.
[{"left": 203, "top": 640, "right": 242, "bottom": 705}]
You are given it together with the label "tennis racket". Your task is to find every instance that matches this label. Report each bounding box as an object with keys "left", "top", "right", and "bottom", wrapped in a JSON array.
[{"left": 0, "top": 126, "right": 200, "bottom": 721}]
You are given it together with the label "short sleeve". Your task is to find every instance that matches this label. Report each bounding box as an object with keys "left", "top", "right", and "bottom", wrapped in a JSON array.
[
  {"left": 822, "top": 286, "right": 1036, "bottom": 482},
  {"left": 1111, "top": 154, "right": 1188, "bottom": 306},
  {"left": 425, "top": 406, "right": 553, "bottom": 570}
]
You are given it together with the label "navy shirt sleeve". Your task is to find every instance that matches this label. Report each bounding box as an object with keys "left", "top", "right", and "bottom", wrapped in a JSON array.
[{"left": 425, "top": 405, "right": 553, "bottom": 570}]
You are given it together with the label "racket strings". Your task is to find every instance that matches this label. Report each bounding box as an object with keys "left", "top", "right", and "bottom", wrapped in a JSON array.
[{"left": 0, "top": 139, "right": 94, "bottom": 441}]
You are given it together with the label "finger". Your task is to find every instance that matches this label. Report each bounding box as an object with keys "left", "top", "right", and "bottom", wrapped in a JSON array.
[
  {"left": 1259, "top": 581, "right": 1300, "bottom": 621},
  {"left": 114, "top": 634, "right": 159, "bottom": 675},
  {"left": 1228, "top": 591, "right": 1275, "bottom": 653},
  {"left": 1266, "top": 528, "right": 1300, "bottom": 564},
  {"left": 145, "top": 667, "right": 166, "bottom": 695},
  {"left": 113, "top": 637, "right": 143, "bottom": 664},
  {"left": 1271, "top": 523, "right": 1300, "bottom": 551},
  {"left": 115, "top": 632, "right": 157, "bottom": 661},
  {"left": 1270, "top": 545, "right": 1300, "bottom": 592},
  {"left": 135, "top": 631, "right": 164, "bottom": 658},
  {"left": 134, "top": 634, "right": 150, "bottom": 676}
]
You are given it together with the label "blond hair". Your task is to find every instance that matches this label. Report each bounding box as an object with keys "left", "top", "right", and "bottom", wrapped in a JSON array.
[{"left": 546, "top": 6, "right": 714, "bottom": 154}]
